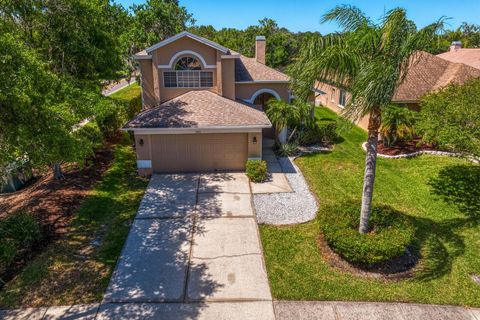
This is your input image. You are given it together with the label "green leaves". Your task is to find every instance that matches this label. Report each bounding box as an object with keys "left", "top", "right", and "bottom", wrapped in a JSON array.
[{"left": 417, "top": 79, "right": 480, "bottom": 156}]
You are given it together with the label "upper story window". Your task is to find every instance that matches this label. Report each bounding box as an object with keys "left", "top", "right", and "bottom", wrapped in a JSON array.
[
  {"left": 331, "top": 88, "right": 336, "bottom": 102},
  {"left": 339, "top": 89, "right": 347, "bottom": 108},
  {"left": 164, "top": 56, "right": 213, "bottom": 88}
]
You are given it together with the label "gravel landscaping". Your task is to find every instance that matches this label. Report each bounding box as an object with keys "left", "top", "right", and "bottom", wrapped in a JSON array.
[{"left": 254, "top": 157, "right": 318, "bottom": 225}]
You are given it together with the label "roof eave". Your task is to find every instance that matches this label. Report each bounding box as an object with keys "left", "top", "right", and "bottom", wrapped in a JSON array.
[{"left": 145, "top": 31, "right": 229, "bottom": 54}]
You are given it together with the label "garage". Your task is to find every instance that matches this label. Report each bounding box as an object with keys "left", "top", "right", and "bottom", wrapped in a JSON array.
[{"left": 150, "top": 133, "right": 248, "bottom": 173}]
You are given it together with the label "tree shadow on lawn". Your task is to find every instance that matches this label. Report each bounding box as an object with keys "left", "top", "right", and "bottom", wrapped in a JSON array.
[{"left": 412, "top": 164, "right": 480, "bottom": 281}]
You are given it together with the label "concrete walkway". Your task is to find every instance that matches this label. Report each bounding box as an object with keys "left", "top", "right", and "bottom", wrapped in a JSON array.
[
  {"left": 102, "top": 76, "right": 136, "bottom": 96},
  {"left": 101, "top": 173, "right": 274, "bottom": 318}
]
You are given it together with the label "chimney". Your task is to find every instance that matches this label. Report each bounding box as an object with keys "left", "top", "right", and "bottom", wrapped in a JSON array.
[
  {"left": 255, "top": 36, "right": 266, "bottom": 64},
  {"left": 450, "top": 41, "right": 462, "bottom": 52}
]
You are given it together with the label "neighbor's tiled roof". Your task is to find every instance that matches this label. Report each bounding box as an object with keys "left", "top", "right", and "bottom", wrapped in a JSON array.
[
  {"left": 234, "top": 55, "right": 290, "bottom": 82},
  {"left": 123, "top": 90, "right": 271, "bottom": 129},
  {"left": 437, "top": 48, "right": 480, "bottom": 70},
  {"left": 392, "top": 51, "right": 480, "bottom": 102}
]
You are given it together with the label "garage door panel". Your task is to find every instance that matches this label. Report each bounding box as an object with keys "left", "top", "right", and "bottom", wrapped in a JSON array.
[{"left": 151, "top": 133, "right": 248, "bottom": 173}]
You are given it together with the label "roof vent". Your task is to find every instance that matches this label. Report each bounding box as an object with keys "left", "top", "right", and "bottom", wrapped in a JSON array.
[{"left": 450, "top": 41, "right": 462, "bottom": 52}]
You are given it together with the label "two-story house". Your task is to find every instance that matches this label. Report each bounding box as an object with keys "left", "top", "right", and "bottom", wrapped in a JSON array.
[{"left": 124, "top": 31, "right": 290, "bottom": 175}]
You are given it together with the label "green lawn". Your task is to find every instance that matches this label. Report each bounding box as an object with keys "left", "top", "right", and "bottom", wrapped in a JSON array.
[
  {"left": 260, "top": 107, "right": 480, "bottom": 306},
  {"left": 108, "top": 82, "right": 140, "bottom": 101},
  {"left": 0, "top": 135, "right": 148, "bottom": 308}
]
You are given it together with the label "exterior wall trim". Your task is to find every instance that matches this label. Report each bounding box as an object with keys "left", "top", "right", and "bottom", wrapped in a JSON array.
[
  {"left": 244, "top": 88, "right": 281, "bottom": 104},
  {"left": 125, "top": 127, "right": 266, "bottom": 134},
  {"left": 133, "top": 54, "right": 152, "bottom": 60},
  {"left": 158, "top": 50, "right": 217, "bottom": 69},
  {"left": 145, "top": 31, "right": 229, "bottom": 54},
  {"left": 235, "top": 80, "right": 289, "bottom": 84}
]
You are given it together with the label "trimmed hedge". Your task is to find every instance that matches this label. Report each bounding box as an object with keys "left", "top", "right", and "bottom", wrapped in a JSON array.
[
  {"left": 0, "top": 212, "right": 43, "bottom": 276},
  {"left": 319, "top": 201, "right": 416, "bottom": 266},
  {"left": 246, "top": 160, "right": 268, "bottom": 182}
]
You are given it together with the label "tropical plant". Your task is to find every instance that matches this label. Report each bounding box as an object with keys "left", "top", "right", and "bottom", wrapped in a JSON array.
[
  {"left": 380, "top": 104, "right": 417, "bottom": 146},
  {"left": 290, "top": 5, "right": 443, "bottom": 233},
  {"left": 274, "top": 142, "right": 299, "bottom": 157},
  {"left": 417, "top": 79, "right": 480, "bottom": 156},
  {"left": 266, "top": 100, "right": 301, "bottom": 143}
]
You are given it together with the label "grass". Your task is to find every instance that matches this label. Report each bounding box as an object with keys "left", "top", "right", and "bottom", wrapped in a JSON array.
[
  {"left": 0, "top": 135, "right": 148, "bottom": 308},
  {"left": 260, "top": 107, "right": 480, "bottom": 307},
  {"left": 108, "top": 82, "right": 140, "bottom": 101}
]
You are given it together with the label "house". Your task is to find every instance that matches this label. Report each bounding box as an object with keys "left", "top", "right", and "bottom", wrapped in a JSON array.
[
  {"left": 437, "top": 41, "right": 480, "bottom": 70},
  {"left": 124, "top": 31, "right": 290, "bottom": 175},
  {"left": 312, "top": 43, "right": 480, "bottom": 130}
]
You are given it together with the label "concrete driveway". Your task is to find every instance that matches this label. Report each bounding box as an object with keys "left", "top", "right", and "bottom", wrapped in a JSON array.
[{"left": 102, "top": 173, "right": 274, "bottom": 319}]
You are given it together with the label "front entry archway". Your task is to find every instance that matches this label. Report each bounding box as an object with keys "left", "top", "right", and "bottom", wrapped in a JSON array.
[{"left": 250, "top": 89, "right": 281, "bottom": 140}]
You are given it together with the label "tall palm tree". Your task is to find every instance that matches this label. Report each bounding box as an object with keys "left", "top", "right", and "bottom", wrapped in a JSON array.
[{"left": 290, "top": 6, "right": 443, "bottom": 233}]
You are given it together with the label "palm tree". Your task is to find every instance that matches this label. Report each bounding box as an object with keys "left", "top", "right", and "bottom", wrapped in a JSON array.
[
  {"left": 290, "top": 6, "right": 443, "bottom": 233},
  {"left": 266, "top": 99, "right": 301, "bottom": 143}
]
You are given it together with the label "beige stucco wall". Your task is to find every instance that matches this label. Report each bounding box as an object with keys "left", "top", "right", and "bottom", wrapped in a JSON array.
[
  {"left": 247, "top": 132, "right": 262, "bottom": 158},
  {"left": 235, "top": 83, "right": 290, "bottom": 102},
  {"left": 148, "top": 37, "right": 220, "bottom": 103},
  {"left": 139, "top": 60, "right": 156, "bottom": 109},
  {"left": 313, "top": 81, "right": 369, "bottom": 131},
  {"left": 221, "top": 58, "right": 236, "bottom": 100}
]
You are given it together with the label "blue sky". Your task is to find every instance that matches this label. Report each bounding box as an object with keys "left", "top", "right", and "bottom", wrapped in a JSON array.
[{"left": 117, "top": 0, "right": 480, "bottom": 33}]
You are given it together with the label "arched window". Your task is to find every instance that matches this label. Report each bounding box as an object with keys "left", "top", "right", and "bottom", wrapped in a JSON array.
[
  {"left": 174, "top": 56, "right": 201, "bottom": 70},
  {"left": 164, "top": 55, "right": 213, "bottom": 88}
]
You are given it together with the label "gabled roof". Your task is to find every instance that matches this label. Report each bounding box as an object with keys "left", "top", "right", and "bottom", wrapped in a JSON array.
[
  {"left": 392, "top": 51, "right": 480, "bottom": 103},
  {"left": 437, "top": 48, "right": 480, "bottom": 71},
  {"left": 133, "top": 32, "right": 290, "bottom": 83},
  {"left": 124, "top": 90, "right": 271, "bottom": 130},
  {"left": 145, "top": 31, "right": 229, "bottom": 54}
]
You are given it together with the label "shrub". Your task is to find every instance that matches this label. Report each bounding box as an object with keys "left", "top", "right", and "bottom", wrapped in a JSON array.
[
  {"left": 95, "top": 100, "right": 126, "bottom": 138},
  {"left": 319, "top": 201, "right": 416, "bottom": 266},
  {"left": 274, "top": 142, "right": 299, "bottom": 157},
  {"left": 75, "top": 121, "right": 104, "bottom": 149},
  {"left": 297, "top": 121, "right": 338, "bottom": 146},
  {"left": 0, "top": 212, "right": 43, "bottom": 275},
  {"left": 380, "top": 104, "right": 417, "bottom": 146},
  {"left": 417, "top": 79, "right": 480, "bottom": 156},
  {"left": 245, "top": 160, "right": 268, "bottom": 183}
]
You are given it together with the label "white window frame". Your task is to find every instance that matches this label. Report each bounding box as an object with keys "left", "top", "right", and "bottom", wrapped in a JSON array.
[
  {"left": 163, "top": 70, "right": 213, "bottom": 88},
  {"left": 338, "top": 89, "right": 347, "bottom": 108},
  {"left": 331, "top": 88, "right": 336, "bottom": 103}
]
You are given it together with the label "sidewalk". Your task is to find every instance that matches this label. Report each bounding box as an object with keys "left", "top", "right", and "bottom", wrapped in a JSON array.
[{"left": 2, "top": 301, "right": 479, "bottom": 319}]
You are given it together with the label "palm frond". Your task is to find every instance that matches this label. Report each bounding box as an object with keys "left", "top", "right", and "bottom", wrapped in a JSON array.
[{"left": 321, "top": 5, "right": 371, "bottom": 31}]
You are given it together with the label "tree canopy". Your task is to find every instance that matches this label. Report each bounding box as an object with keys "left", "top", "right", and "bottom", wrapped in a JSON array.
[{"left": 417, "top": 79, "right": 480, "bottom": 157}]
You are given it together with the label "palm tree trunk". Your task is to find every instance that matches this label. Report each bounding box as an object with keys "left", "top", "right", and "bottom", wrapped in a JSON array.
[
  {"left": 52, "top": 163, "right": 65, "bottom": 180},
  {"left": 359, "top": 107, "right": 381, "bottom": 234}
]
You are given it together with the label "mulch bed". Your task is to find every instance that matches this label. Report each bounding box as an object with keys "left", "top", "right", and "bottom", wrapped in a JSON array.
[
  {"left": 377, "top": 138, "right": 435, "bottom": 156},
  {"left": 0, "top": 135, "right": 119, "bottom": 237},
  {"left": 317, "top": 234, "right": 419, "bottom": 281}
]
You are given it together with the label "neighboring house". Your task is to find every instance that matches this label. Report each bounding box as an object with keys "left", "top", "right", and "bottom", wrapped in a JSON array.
[
  {"left": 312, "top": 42, "right": 480, "bottom": 130},
  {"left": 124, "top": 31, "right": 290, "bottom": 174}
]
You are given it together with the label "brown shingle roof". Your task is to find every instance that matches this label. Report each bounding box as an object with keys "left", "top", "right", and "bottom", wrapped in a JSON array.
[
  {"left": 234, "top": 55, "right": 290, "bottom": 82},
  {"left": 124, "top": 90, "right": 271, "bottom": 129},
  {"left": 392, "top": 51, "right": 480, "bottom": 102},
  {"left": 437, "top": 48, "right": 480, "bottom": 70}
]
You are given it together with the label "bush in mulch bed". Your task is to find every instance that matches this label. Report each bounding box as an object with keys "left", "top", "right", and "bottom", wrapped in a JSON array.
[
  {"left": 0, "top": 212, "right": 44, "bottom": 283},
  {"left": 319, "top": 201, "right": 416, "bottom": 267}
]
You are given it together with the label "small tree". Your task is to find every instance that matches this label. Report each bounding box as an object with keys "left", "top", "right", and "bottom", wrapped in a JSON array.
[
  {"left": 266, "top": 100, "right": 301, "bottom": 143},
  {"left": 379, "top": 104, "right": 417, "bottom": 146},
  {"left": 417, "top": 79, "right": 480, "bottom": 157}
]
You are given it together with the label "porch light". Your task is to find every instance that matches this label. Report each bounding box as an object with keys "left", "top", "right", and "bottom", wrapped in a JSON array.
[
  {"left": 253, "top": 136, "right": 257, "bottom": 144},
  {"left": 139, "top": 138, "right": 144, "bottom": 146}
]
